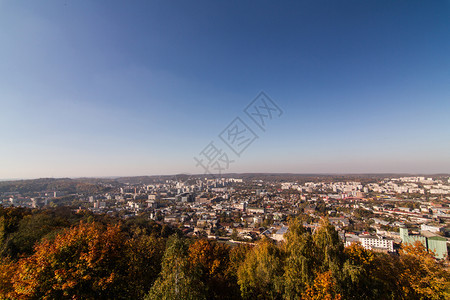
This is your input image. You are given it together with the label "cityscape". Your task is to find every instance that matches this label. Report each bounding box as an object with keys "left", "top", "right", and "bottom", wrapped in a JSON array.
[{"left": 1, "top": 174, "right": 449, "bottom": 260}]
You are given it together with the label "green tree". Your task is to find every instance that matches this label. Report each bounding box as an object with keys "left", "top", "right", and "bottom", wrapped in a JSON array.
[
  {"left": 369, "top": 252, "right": 404, "bottom": 299},
  {"left": 227, "top": 243, "right": 252, "bottom": 298},
  {"left": 125, "top": 228, "right": 165, "bottom": 298},
  {"left": 146, "top": 235, "right": 206, "bottom": 300},
  {"left": 283, "top": 218, "right": 316, "bottom": 299},
  {"left": 7, "top": 212, "right": 68, "bottom": 257},
  {"left": 237, "top": 237, "right": 284, "bottom": 299},
  {"left": 341, "top": 243, "right": 384, "bottom": 299},
  {"left": 0, "top": 207, "right": 30, "bottom": 257},
  {"left": 313, "top": 218, "right": 344, "bottom": 274},
  {"left": 312, "top": 218, "right": 345, "bottom": 296}
]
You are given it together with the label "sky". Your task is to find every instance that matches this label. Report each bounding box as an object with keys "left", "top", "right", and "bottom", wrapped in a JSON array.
[{"left": 0, "top": 0, "right": 449, "bottom": 179}]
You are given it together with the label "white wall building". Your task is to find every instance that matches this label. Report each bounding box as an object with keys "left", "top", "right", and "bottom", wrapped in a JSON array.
[{"left": 358, "top": 234, "right": 394, "bottom": 252}]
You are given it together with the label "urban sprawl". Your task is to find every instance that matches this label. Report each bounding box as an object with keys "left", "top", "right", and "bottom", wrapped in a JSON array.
[{"left": 2, "top": 175, "right": 449, "bottom": 259}]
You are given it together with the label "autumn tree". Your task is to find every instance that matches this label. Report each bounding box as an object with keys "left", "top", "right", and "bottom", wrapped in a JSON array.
[
  {"left": 11, "top": 222, "right": 132, "bottom": 299},
  {"left": 303, "top": 271, "right": 342, "bottom": 300},
  {"left": 8, "top": 220, "right": 164, "bottom": 299},
  {"left": 188, "top": 239, "right": 238, "bottom": 299},
  {"left": 312, "top": 218, "right": 344, "bottom": 293},
  {"left": 0, "top": 256, "right": 18, "bottom": 299},
  {"left": 228, "top": 243, "right": 252, "bottom": 276},
  {"left": 397, "top": 241, "right": 450, "bottom": 299}
]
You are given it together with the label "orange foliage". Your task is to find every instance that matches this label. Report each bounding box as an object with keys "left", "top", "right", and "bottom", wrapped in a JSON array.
[
  {"left": 397, "top": 241, "right": 450, "bottom": 300},
  {"left": 10, "top": 221, "right": 127, "bottom": 299},
  {"left": 0, "top": 257, "right": 18, "bottom": 299},
  {"left": 303, "top": 271, "right": 342, "bottom": 300},
  {"left": 188, "top": 239, "right": 228, "bottom": 276}
]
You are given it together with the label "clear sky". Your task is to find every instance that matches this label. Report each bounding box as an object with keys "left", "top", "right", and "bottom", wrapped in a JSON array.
[{"left": 1, "top": 0, "right": 449, "bottom": 179}]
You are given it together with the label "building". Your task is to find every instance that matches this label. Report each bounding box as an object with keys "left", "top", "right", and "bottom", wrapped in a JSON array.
[
  {"left": 176, "top": 193, "right": 194, "bottom": 202},
  {"left": 247, "top": 207, "right": 265, "bottom": 214},
  {"left": 359, "top": 234, "right": 394, "bottom": 252},
  {"left": 344, "top": 233, "right": 360, "bottom": 247},
  {"left": 164, "top": 214, "right": 180, "bottom": 223},
  {"left": 400, "top": 227, "right": 448, "bottom": 259},
  {"left": 272, "top": 226, "right": 288, "bottom": 242},
  {"left": 420, "top": 223, "right": 444, "bottom": 234},
  {"left": 329, "top": 217, "right": 350, "bottom": 228}
]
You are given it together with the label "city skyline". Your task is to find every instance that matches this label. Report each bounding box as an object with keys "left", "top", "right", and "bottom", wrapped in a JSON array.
[{"left": 1, "top": 1, "right": 449, "bottom": 179}]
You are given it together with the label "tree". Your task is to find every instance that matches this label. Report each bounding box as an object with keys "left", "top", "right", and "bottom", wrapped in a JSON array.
[
  {"left": 237, "top": 237, "right": 284, "bottom": 299},
  {"left": 11, "top": 221, "right": 134, "bottom": 299},
  {"left": 303, "top": 271, "right": 342, "bottom": 300},
  {"left": 341, "top": 243, "right": 384, "bottom": 299},
  {"left": 313, "top": 218, "right": 344, "bottom": 274},
  {"left": 226, "top": 243, "right": 252, "bottom": 299},
  {"left": 124, "top": 228, "right": 165, "bottom": 298},
  {"left": 147, "top": 235, "right": 206, "bottom": 300},
  {"left": 283, "top": 218, "right": 316, "bottom": 299},
  {"left": 397, "top": 241, "right": 450, "bottom": 299},
  {"left": 312, "top": 218, "right": 345, "bottom": 297},
  {"left": 7, "top": 212, "right": 68, "bottom": 257},
  {"left": 0, "top": 207, "right": 30, "bottom": 257},
  {"left": 188, "top": 239, "right": 239, "bottom": 299},
  {"left": 0, "top": 256, "right": 17, "bottom": 299}
]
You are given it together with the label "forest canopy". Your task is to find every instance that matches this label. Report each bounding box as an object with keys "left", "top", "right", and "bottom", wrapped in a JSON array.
[{"left": 0, "top": 207, "right": 449, "bottom": 299}]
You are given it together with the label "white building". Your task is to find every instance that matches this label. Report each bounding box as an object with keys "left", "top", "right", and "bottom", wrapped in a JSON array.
[
  {"left": 421, "top": 224, "right": 443, "bottom": 233},
  {"left": 358, "top": 234, "right": 394, "bottom": 252},
  {"left": 272, "top": 226, "right": 288, "bottom": 242}
]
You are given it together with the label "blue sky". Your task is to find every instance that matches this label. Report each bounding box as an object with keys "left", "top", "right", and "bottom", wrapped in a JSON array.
[{"left": 1, "top": 0, "right": 449, "bottom": 178}]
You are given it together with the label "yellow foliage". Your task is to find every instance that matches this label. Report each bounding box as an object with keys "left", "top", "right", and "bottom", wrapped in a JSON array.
[
  {"left": 344, "top": 242, "right": 374, "bottom": 267},
  {"left": 0, "top": 256, "right": 18, "bottom": 299}
]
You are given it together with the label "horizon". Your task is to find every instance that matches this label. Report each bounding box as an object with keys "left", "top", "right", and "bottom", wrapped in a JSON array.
[
  {"left": 1, "top": 1, "right": 449, "bottom": 178},
  {"left": 1, "top": 172, "right": 450, "bottom": 182}
]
